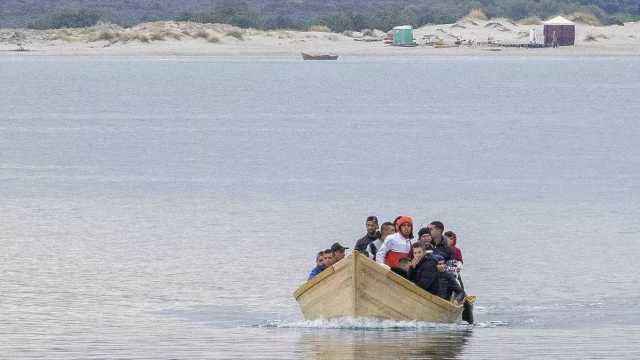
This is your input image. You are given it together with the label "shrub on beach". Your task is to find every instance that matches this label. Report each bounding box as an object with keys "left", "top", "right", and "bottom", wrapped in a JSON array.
[
  {"left": 149, "top": 32, "right": 166, "bottom": 41},
  {"left": 518, "top": 16, "right": 542, "bottom": 25},
  {"left": 570, "top": 11, "right": 602, "bottom": 26},
  {"left": 207, "top": 34, "right": 220, "bottom": 43},
  {"left": 132, "top": 33, "right": 150, "bottom": 43},
  {"left": 90, "top": 30, "right": 118, "bottom": 42},
  {"left": 226, "top": 30, "right": 243, "bottom": 40},
  {"left": 584, "top": 33, "right": 609, "bottom": 41},
  {"left": 307, "top": 25, "right": 331, "bottom": 32},
  {"left": 192, "top": 29, "right": 209, "bottom": 39}
]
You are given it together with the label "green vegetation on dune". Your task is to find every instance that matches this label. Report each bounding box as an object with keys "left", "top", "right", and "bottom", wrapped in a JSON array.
[{"left": 0, "top": 0, "right": 639, "bottom": 31}]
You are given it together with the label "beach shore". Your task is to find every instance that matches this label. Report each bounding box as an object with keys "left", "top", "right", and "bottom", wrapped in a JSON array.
[{"left": 1, "top": 19, "right": 639, "bottom": 57}]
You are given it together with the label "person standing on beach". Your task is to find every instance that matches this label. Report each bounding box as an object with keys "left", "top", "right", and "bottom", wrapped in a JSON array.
[{"left": 354, "top": 216, "right": 379, "bottom": 252}]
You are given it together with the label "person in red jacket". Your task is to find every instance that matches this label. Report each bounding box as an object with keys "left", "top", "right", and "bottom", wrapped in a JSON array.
[
  {"left": 444, "top": 230, "right": 463, "bottom": 263},
  {"left": 376, "top": 216, "right": 414, "bottom": 268}
]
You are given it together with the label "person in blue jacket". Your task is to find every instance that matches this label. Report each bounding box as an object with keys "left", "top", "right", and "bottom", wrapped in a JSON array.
[{"left": 308, "top": 251, "right": 326, "bottom": 280}]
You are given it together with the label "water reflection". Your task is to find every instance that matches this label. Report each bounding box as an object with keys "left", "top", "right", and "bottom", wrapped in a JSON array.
[{"left": 299, "top": 329, "right": 472, "bottom": 360}]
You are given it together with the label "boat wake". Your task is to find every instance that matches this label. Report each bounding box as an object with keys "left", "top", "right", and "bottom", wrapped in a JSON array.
[{"left": 258, "top": 317, "right": 499, "bottom": 330}]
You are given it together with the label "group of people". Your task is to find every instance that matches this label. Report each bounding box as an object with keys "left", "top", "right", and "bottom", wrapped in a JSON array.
[{"left": 307, "top": 215, "right": 472, "bottom": 322}]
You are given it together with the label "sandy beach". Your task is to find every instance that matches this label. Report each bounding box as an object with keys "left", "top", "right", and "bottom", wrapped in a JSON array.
[{"left": 1, "top": 18, "right": 639, "bottom": 57}]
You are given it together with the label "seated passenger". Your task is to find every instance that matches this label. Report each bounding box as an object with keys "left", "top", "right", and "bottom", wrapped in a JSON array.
[
  {"left": 354, "top": 216, "right": 379, "bottom": 252},
  {"left": 308, "top": 251, "right": 326, "bottom": 280},
  {"left": 429, "top": 221, "right": 453, "bottom": 261},
  {"left": 367, "top": 221, "right": 394, "bottom": 261},
  {"left": 408, "top": 242, "right": 425, "bottom": 280},
  {"left": 376, "top": 216, "right": 414, "bottom": 268},
  {"left": 444, "top": 230, "right": 463, "bottom": 263},
  {"left": 417, "top": 227, "right": 432, "bottom": 248},
  {"left": 413, "top": 252, "right": 440, "bottom": 295},
  {"left": 435, "top": 257, "right": 465, "bottom": 304},
  {"left": 391, "top": 257, "right": 412, "bottom": 279},
  {"left": 323, "top": 249, "right": 334, "bottom": 267},
  {"left": 330, "top": 242, "right": 349, "bottom": 263}
]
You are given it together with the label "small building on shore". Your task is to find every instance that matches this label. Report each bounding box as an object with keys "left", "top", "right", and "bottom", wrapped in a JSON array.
[
  {"left": 392, "top": 25, "right": 415, "bottom": 47},
  {"left": 543, "top": 16, "right": 575, "bottom": 46}
]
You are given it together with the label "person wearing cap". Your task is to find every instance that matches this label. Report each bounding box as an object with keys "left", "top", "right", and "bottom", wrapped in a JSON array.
[
  {"left": 375, "top": 215, "right": 414, "bottom": 268},
  {"left": 354, "top": 216, "right": 379, "bottom": 252},
  {"left": 307, "top": 251, "right": 326, "bottom": 280},
  {"left": 331, "top": 242, "right": 349, "bottom": 263}
]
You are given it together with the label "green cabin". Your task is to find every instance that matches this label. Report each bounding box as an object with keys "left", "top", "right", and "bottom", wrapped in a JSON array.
[{"left": 393, "top": 25, "right": 414, "bottom": 46}]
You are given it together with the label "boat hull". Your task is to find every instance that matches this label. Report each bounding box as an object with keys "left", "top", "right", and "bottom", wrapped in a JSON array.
[{"left": 294, "top": 252, "right": 473, "bottom": 323}]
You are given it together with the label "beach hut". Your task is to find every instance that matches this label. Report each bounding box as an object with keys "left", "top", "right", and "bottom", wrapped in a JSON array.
[
  {"left": 392, "top": 25, "right": 415, "bottom": 47},
  {"left": 543, "top": 16, "right": 575, "bottom": 46}
]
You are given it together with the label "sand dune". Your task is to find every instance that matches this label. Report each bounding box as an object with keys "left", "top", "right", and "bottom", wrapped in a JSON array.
[{"left": 1, "top": 19, "right": 639, "bottom": 57}]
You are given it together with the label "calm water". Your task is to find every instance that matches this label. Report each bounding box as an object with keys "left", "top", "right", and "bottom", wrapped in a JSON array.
[{"left": 1, "top": 56, "right": 639, "bottom": 359}]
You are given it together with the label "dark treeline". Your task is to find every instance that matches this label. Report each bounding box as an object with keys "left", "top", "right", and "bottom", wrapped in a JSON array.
[{"left": 1, "top": 0, "right": 639, "bottom": 31}]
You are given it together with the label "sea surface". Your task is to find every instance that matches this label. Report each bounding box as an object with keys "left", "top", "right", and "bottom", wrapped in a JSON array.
[{"left": 1, "top": 55, "right": 639, "bottom": 359}]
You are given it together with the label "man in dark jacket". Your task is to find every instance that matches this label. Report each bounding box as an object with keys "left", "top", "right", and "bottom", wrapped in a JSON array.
[
  {"left": 412, "top": 253, "right": 440, "bottom": 295},
  {"left": 429, "top": 221, "right": 453, "bottom": 261},
  {"left": 435, "top": 258, "right": 466, "bottom": 304},
  {"left": 354, "top": 216, "right": 379, "bottom": 252}
]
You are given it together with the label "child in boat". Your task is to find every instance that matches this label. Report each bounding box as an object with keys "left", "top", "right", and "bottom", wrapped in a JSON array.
[{"left": 307, "top": 251, "right": 326, "bottom": 280}]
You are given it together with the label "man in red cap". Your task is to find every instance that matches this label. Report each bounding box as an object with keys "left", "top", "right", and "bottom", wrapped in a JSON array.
[{"left": 375, "top": 215, "right": 414, "bottom": 268}]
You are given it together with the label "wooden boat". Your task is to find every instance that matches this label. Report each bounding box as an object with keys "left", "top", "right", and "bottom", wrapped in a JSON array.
[
  {"left": 301, "top": 52, "right": 339, "bottom": 60},
  {"left": 293, "top": 252, "right": 476, "bottom": 323}
]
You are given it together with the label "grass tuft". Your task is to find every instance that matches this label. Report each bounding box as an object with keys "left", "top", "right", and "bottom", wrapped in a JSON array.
[
  {"left": 466, "top": 8, "right": 488, "bottom": 21},
  {"left": 518, "top": 16, "right": 542, "bottom": 25},
  {"left": 307, "top": 25, "right": 331, "bottom": 32}
]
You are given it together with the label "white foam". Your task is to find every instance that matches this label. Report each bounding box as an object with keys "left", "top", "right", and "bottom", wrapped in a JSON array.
[{"left": 260, "top": 317, "right": 474, "bottom": 330}]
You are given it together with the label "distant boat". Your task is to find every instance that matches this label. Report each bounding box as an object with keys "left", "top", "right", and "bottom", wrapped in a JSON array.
[
  {"left": 301, "top": 52, "right": 339, "bottom": 60},
  {"left": 293, "top": 252, "right": 476, "bottom": 323}
]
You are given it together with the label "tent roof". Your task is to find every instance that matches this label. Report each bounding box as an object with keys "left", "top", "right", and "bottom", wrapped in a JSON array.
[
  {"left": 393, "top": 25, "right": 413, "bottom": 30},
  {"left": 544, "top": 16, "right": 575, "bottom": 26}
]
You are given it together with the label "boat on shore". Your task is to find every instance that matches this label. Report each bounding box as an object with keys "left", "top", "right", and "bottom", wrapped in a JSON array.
[
  {"left": 301, "top": 52, "right": 339, "bottom": 60},
  {"left": 293, "top": 252, "right": 475, "bottom": 323}
]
